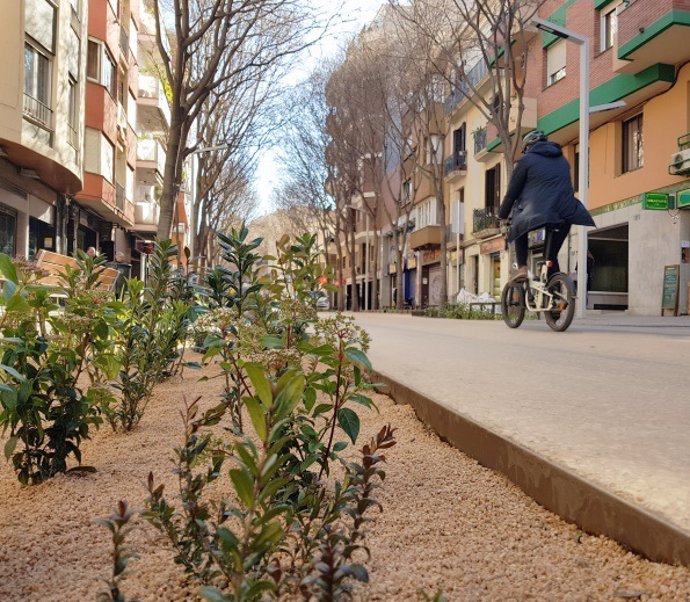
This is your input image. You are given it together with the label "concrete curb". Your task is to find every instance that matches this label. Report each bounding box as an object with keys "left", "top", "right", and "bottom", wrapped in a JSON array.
[{"left": 372, "top": 369, "right": 690, "bottom": 567}]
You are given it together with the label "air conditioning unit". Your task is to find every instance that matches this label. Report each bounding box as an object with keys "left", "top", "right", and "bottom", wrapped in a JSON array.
[{"left": 669, "top": 148, "right": 690, "bottom": 175}]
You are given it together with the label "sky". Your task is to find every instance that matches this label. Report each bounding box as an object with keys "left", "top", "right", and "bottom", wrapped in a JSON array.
[{"left": 253, "top": 0, "right": 386, "bottom": 216}]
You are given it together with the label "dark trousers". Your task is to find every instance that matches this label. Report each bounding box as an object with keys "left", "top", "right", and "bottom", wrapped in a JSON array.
[{"left": 514, "top": 225, "right": 571, "bottom": 278}]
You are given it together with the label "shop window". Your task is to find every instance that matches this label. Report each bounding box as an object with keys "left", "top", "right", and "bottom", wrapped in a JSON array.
[
  {"left": 546, "top": 40, "right": 566, "bottom": 86},
  {"left": 622, "top": 114, "right": 644, "bottom": 173},
  {"left": 0, "top": 205, "right": 17, "bottom": 256}
]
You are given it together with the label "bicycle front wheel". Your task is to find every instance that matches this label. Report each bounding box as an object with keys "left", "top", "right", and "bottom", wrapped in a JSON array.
[
  {"left": 544, "top": 273, "right": 575, "bottom": 332},
  {"left": 501, "top": 281, "right": 526, "bottom": 328}
]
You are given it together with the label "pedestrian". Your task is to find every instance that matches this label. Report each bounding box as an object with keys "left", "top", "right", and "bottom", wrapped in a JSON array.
[
  {"left": 86, "top": 246, "right": 97, "bottom": 258},
  {"left": 108, "top": 251, "right": 131, "bottom": 297}
]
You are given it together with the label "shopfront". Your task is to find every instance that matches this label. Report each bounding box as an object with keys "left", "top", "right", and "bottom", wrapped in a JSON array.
[{"left": 479, "top": 236, "right": 505, "bottom": 298}]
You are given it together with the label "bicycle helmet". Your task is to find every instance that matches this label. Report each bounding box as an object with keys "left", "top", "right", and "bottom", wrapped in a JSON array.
[{"left": 522, "top": 129, "right": 547, "bottom": 152}]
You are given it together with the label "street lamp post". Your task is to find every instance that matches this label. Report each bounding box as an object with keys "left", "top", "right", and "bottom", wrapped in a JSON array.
[{"left": 531, "top": 18, "right": 589, "bottom": 319}]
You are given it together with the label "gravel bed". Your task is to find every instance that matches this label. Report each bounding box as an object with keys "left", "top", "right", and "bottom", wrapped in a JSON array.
[{"left": 0, "top": 357, "right": 689, "bottom": 601}]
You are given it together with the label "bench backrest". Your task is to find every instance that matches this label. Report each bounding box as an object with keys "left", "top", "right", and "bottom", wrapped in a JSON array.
[{"left": 35, "top": 250, "right": 120, "bottom": 291}]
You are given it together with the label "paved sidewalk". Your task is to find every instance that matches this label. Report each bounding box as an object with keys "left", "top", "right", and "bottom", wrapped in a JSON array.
[{"left": 352, "top": 312, "right": 690, "bottom": 553}]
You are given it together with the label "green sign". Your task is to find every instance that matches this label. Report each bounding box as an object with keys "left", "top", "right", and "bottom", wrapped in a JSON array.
[
  {"left": 677, "top": 189, "right": 690, "bottom": 209},
  {"left": 643, "top": 192, "right": 670, "bottom": 210},
  {"left": 661, "top": 264, "right": 680, "bottom": 316}
]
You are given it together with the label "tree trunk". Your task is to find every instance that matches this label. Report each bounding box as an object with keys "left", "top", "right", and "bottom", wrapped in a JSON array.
[
  {"left": 157, "top": 108, "right": 184, "bottom": 240},
  {"left": 348, "top": 222, "right": 359, "bottom": 312},
  {"left": 395, "top": 238, "right": 404, "bottom": 310},
  {"left": 438, "top": 189, "right": 448, "bottom": 307},
  {"left": 371, "top": 230, "right": 379, "bottom": 310}
]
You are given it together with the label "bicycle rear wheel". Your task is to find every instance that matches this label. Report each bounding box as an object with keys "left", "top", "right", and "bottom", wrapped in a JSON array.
[
  {"left": 501, "top": 281, "right": 526, "bottom": 328},
  {"left": 544, "top": 273, "right": 575, "bottom": 332}
]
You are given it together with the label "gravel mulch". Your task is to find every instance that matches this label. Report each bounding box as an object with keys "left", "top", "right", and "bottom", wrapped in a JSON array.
[{"left": 1, "top": 356, "right": 689, "bottom": 601}]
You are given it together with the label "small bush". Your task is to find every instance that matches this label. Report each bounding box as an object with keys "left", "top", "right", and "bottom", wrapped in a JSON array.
[{"left": 425, "top": 304, "right": 500, "bottom": 320}]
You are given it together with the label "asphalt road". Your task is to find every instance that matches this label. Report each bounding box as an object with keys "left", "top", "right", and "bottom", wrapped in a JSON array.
[{"left": 351, "top": 312, "right": 690, "bottom": 534}]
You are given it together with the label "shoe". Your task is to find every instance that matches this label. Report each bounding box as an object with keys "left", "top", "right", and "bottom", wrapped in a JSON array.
[{"left": 509, "top": 266, "right": 529, "bottom": 283}]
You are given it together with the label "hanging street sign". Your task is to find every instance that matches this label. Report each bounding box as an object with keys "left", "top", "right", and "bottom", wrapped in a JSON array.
[{"left": 642, "top": 192, "right": 672, "bottom": 210}]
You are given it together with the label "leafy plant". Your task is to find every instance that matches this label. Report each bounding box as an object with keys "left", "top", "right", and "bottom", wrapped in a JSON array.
[
  {"left": 109, "top": 240, "right": 194, "bottom": 431},
  {"left": 0, "top": 254, "right": 117, "bottom": 484},
  {"left": 96, "top": 500, "right": 138, "bottom": 602}
]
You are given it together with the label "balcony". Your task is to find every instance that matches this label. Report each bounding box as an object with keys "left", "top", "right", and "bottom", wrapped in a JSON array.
[
  {"left": 23, "top": 93, "right": 52, "bottom": 129},
  {"left": 136, "top": 138, "right": 166, "bottom": 178},
  {"left": 483, "top": 96, "right": 538, "bottom": 155},
  {"left": 137, "top": 74, "right": 171, "bottom": 130},
  {"left": 134, "top": 201, "right": 160, "bottom": 232},
  {"left": 409, "top": 225, "right": 442, "bottom": 250},
  {"left": 444, "top": 151, "right": 467, "bottom": 180},
  {"left": 472, "top": 207, "right": 500, "bottom": 238},
  {"left": 615, "top": 0, "right": 690, "bottom": 74},
  {"left": 445, "top": 59, "right": 490, "bottom": 114}
]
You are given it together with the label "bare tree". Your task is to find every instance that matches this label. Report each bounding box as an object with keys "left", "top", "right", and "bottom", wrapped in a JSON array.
[
  {"left": 389, "top": 0, "right": 545, "bottom": 178},
  {"left": 150, "top": 0, "right": 322, "bottom": 238},
  {"left": 277, "top": 74, "right": 338, "bottom": 256}
]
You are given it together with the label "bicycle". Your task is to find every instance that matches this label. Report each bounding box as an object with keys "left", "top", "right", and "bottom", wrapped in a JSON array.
[{"left": 500, "top": 225, "right": 576, "bottom": 332}]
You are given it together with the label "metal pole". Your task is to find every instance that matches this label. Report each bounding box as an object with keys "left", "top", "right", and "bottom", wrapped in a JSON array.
[
  {"left": 456, "top": 200, "right": 461, "bottom": 297},
  {"left": 576, "top": 40, "right": 590, "bottom": 320},
  {"left": 365, "top": 213, "right": 370, "bottom": 311}
]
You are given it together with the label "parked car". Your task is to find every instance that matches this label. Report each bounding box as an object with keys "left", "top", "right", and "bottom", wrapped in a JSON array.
[{"left": 317, "top": 291, "right": 330, "bottom": 310}]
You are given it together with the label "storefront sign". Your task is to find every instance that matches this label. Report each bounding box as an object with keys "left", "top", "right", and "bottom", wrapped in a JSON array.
[
  {"left": 388, "top": 262, "right": 397, "bottom": 275},
  {"left": 422, "top": 248, "right": 441, "bottom": 264},
  {"left": 643, "top": 192, "right": 672, "bottom": 210},
  {"left": 677, "top": 189, "right": 690, "bottom": 209},
  {"left": 406, "top": 257, "right": 416, "bottom": 270},
  {"left": 661, "top": 264, "right": 680, "bottom": 316},
  {"left": 480, "top": 237, "right": 505, "bottom": 255}
]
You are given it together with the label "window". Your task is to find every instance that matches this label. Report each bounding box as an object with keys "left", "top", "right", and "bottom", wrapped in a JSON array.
[
  {"left": 87, "top": 40, "right": 100, "bottom": 80},
  {"left": 600, "top": 2, "right": 621, "bottom": 52},
  {"left": 403, "top": 179, "right": 412, "bottom": 203},
  {"left": 416, "top": 198, "right": 437, "bottom": 229},
  {"left": 24, "top": 43, "right": 51, "bottom": 125},
  {"left": 68, "top": 77, "right": 78, "bottom": 147},
  {"left": 87, "top": 40, "right": 116, "bottom": 97},
  {"left": 25, "top": 0, "right": 56, "bottom": 52},
  {"left": 103, "top": 50, "right": 116, "bottom": 97},
  {"left": 485, "top": 164, "right": 501, "bottom": 211},
  {"left": 546, "top": 40, "right": 566, "bottom": 86},
  {"left": 622, "top": 114, "right": 644, "bottom": 173},
  {"left": 84, "top": 128, "right": 115, "bottom": 183},
  {"left": 453, "top": 123, "right": 466, "bottom": 157},
  {"left": 425, "top": 135, "right": 442, "bottom": 165}
]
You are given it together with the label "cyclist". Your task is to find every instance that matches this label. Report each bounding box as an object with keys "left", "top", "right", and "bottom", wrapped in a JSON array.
[{"left": 498, "top": 130, "right": 594, "bottom": 281}]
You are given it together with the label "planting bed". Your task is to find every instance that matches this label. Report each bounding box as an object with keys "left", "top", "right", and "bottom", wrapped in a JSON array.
[{"left": 1, "top": 356, "right": 689, "bottom": 600}]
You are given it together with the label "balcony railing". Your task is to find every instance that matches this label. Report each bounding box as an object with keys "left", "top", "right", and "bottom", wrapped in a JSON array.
[
  {"left": 444, "top": 59, "right": 490, "bottom": 113},
  {"left": 137, "top": 138, "right": 166, "bottom": 174},
  {"left": 444, "top": 151, "right": 467, "bottom": 176},
  {"left": 23, "top": 93, "right": 52, "bottom": 128},
  {"left": 135, "top": 201, "right": 160, "bottom": 226},
  {"left": 116, "top": 183, "right": 126, "bottom": 211},
  {"left": 138, "top": 74, "right": 171, "bottom": 127},
  {"left": 473, "top": 207, "right": 500, "bottom": 233},
  {"left": 473, "top": 127, "right": 487, "bottom": 155}
]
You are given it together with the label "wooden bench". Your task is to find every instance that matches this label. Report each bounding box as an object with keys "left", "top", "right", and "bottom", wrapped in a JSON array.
[{"left": 35, "top": 250, "right": 120, "bottom": 291}]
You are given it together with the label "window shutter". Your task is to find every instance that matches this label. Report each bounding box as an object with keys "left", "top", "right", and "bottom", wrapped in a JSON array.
[{"left": 547, "top": 40, "right": 566, "bottom": 78}]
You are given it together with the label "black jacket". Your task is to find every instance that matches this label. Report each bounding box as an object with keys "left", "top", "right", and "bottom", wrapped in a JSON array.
[{"left": 498, "top": 141, "right": 595, "bottom": 242}]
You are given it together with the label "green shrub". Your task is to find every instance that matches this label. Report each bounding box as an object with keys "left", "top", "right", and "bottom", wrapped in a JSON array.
[{"left": 0, "top": 253, "right": 119, "bottom": 484}]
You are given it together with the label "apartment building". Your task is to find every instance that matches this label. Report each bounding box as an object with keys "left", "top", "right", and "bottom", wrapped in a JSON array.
[
  {"left": 0, "top": 0, "right": 88, "bottom": 258},
  {"left": 134, "top": 1, "right": 173, "bottom": 272},
  {"left": 74, "top": 0, "right": 138, "bottom": 264},
  {"left": 525, "top": 0, "right": 690, "bottom": 314}
]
